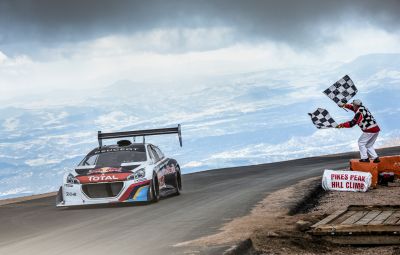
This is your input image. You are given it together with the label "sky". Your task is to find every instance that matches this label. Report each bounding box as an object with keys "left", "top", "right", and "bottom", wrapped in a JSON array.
[
  {"left": 1, "top": 1, "right": 400, "bottom": 198},
  {"left": 1, "top": 0, "right": 400, "bottom": 100}
]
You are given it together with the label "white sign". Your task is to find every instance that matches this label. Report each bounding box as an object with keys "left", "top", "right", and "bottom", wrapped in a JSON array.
[{"left": 322, "top": 170, "right": 371, "bottom": 192}]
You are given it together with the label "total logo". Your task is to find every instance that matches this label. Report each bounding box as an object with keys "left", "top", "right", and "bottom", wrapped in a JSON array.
[
  {"left": 88, "top": 175, "right": 119, "bottom": 182},
  {"left": 77, "top": 173, "right": 131, "bottom": 184}
]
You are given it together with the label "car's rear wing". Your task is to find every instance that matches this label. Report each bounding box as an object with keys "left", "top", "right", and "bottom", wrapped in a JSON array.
[{"left": 97, "top": 124, "right": 182, "bottom": 147}]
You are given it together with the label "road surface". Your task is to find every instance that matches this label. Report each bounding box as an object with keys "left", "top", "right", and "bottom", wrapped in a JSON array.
[{"left": 0, "top": 147, "right": 398, "bottom": 255}]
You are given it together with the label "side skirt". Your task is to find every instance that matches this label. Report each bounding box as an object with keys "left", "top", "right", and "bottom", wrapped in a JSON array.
[{"left": 160, "top": 187, "right": 178, "bottom": 197}]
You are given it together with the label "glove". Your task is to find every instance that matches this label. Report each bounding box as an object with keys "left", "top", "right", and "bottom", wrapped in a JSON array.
[
  {"left": 336, "top": 124, "right": 344, "bottom": 128},
  {"left": 338, "top": 102, "right": 345, "bottom": 108}
]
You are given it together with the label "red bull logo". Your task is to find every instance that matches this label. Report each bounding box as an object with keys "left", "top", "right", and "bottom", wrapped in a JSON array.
[{"left": 88, "top": 167, "right": 122, "bottom": 174}]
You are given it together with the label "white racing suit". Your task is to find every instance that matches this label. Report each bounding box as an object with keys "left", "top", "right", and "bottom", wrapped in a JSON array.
[{"left": 340, "top": 104, "right": 381, "bottom": 160}]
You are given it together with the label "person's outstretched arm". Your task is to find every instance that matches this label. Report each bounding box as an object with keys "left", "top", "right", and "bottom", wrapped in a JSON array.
[{"left": 337, "top": 112, "right": 363, "bottom": 128}]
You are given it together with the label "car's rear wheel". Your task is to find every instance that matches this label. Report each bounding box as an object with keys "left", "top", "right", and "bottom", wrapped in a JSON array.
[
  {"left": 173, "top": 166, "right": 182, "bottom": 196},
  {"left": 151, "top": 173, "right": 160, "bottom": 202}
]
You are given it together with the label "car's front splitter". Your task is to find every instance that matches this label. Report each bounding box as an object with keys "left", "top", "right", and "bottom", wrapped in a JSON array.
[{"left": 57, "top": 180, "right": 151, "bottom": 207}]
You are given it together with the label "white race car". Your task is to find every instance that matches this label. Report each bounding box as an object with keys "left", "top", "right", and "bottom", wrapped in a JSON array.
[{"left": 56, "top": 125, "right": 182, "bottom": 207}]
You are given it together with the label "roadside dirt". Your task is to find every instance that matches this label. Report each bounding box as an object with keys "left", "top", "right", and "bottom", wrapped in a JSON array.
[
  {"left": 252, "top": 182, "right": 400, "bottom": 255},
  {"left": 176, "top": 177, "right": 400, "bottom": 255}
]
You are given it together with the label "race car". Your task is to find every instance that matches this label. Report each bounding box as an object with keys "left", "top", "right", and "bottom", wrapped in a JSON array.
[{"left": 56, "top": 125, "right": 183, "bottom": 207}]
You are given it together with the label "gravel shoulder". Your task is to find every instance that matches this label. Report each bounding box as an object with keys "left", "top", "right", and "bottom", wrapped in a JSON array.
[{"left": 253, "top": 179, "right": 400, "bottom": 255}]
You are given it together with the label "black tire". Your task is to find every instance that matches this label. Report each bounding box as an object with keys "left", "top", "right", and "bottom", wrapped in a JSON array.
[
  {"left": 151, "top": 173, "right": 160, "bottom": 202},
  {"left": 173, "top": 166, "right": 182, "bottom": 196},
  {"left": 55, "top": 186, "right": 63, "bottom": 205}
]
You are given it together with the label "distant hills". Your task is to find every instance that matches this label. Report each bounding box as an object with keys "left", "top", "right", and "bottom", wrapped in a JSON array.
[{"left": 0, "top": 53, "right": 399, "bottom": 198}]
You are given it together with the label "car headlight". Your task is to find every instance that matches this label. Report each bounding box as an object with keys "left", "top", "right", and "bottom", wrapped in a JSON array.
[
  {"left": 66, "top": 173, "right": 80, "bottom": 184},
  {"left": 127, "top": 168, "right": 146, "bottom": 181},
  {"left": 135, "top": 169, "right": 146, "bottom": 179}
]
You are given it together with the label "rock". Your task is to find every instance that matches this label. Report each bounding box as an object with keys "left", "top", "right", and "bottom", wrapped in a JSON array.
[
  {"left": 265, "top": 231, "right": 280, "bottom": 237},
  {"left": 296, "top": 220, "right": 312, "bottom": 231}
]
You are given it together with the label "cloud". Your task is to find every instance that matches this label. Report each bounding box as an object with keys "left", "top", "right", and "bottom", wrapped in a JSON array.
[
  {"left": 202, "top": 128, "right": 398, "bottom": 167},
  {"left": 25, "top": 158, "right": 61, "bottom": 167},
  {"left": 1, "top": 0, "right": 400, "bottom": 55},
  {"left": 1, "top": 1, "right": 400, "bottom": 101},
  {"left": 94, "top": 111, "right": 140, "bottom": 131},
  {"left": 42, "top": 111, "right": 69, "bottom": 126},
  {"left": 2, "top": 117, "right": 20, "bottom": 132},
  {"left": 208, "top": 129, "right": 359, "bottom": 161},
  {"left": 0, "top": 51, "right": 7, "bottom": 63},
  {"left": 178, "top": 129, "right": 363, "bottom": 170},
  {"left": 0, "top": 187, "right": 31, "bottom": 197},
  {"left": 1, "top": 25, "right": 399, "bottom": 101},
  {"left": 183, "top": 161, "right": 204, "bottom": 168}
]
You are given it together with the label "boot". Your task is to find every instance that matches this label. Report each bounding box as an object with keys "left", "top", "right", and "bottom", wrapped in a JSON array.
[
  {"left": 373, "top": 157, "right": 381, "bottom": 163},
  {"left": 359, "top": 159, "right": 370, "bottom": 163}
]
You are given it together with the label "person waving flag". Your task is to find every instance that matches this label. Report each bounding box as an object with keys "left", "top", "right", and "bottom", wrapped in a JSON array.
[{"left": 337, "top": 99, "right": 381, "bottom": 163}]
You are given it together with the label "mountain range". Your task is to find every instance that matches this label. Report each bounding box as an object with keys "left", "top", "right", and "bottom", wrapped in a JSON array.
[{"left": 0, "top": 53, "right": 399, "bottom": 198}]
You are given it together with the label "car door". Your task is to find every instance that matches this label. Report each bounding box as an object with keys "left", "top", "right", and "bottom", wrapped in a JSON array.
[{"left": 153, "top": 145, "right": 177, "bottom": 189}]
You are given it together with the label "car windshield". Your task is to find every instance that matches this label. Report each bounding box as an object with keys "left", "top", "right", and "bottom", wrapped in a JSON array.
[{"left": 79, "top": 146, "right": 147, "bottom": 168}]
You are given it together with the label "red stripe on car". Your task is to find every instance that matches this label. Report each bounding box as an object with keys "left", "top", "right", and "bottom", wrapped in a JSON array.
[{"left": 118, "top": 180, "right": 151, "bottom": 202}]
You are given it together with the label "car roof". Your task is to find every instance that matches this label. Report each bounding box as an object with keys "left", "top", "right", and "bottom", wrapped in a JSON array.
[
  {"left": 85, "top": 143, "right": 152, "bottom": 157},
  {"left": 102, "top": 143, "right": 152, "bottom": 148}
]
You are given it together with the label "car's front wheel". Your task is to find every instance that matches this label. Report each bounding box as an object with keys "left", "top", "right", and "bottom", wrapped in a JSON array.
[
  {"left": 55, "top": 186, "right": 63, "bottom": 205},
  {"left": 150, "top": 173, "right": 160, "bottom": 202}
]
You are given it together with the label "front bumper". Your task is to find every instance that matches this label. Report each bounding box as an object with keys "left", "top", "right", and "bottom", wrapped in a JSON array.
[{"left": 56, "top": 180, "right": 151, "bottom": 207}]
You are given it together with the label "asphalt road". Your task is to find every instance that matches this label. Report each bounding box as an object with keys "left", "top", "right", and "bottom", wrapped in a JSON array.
[{"left": 0, "top": 147, "right": 399, "bottom": 255}]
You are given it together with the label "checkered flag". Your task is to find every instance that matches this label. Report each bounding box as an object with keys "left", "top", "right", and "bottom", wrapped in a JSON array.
[
  {"left": 308, "top": 108, "right": 338, "bottom": 129},
  {"left": 323, "top": 75, "right": 358, "bottom": 106}
]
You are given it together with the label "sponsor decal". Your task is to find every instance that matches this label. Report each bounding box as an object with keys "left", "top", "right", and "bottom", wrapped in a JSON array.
[
  {"left": 66, "top": 192, "right": 77, "bottom": 196},
  {"left": 88, "top": 167, "right": 122, "bottom": 175},
  {"left": 155, "top": 163, "right": 176, "bottom": 188},
  {"left": 88, "top": 175, "right": 118, "bottom": 182},
  {"left": 94, "top": 147, "right": 142, "bottom": 154},
  {"left": 158, "top": 174, "right": 166, "bottom": 187},
  {"left": 76, "top": 173, "right": 131, "bottom": 184},
  {"left": 118, "top": 180, "right": 151, "bottom": 202},
  {"left": 164, "top": 164, "right": 176, "bottom": 175}
]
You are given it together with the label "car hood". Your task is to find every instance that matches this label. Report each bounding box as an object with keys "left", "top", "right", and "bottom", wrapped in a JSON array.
[{"left": 73, "top": 165, "right": 143, "bottom": 184}]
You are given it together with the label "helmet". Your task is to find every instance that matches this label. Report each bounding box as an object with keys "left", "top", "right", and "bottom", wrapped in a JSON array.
[{"left": 352, "top": 99, "right": 362, "bottom": 106}]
